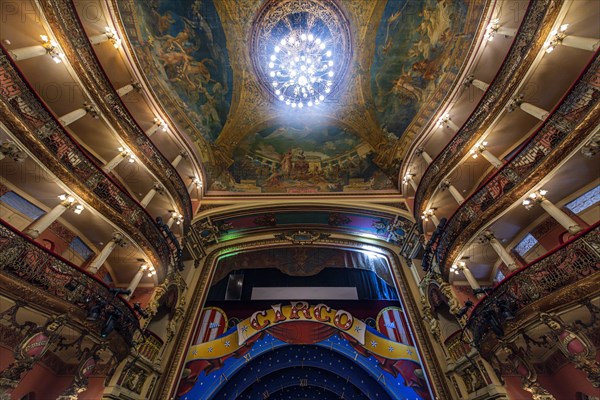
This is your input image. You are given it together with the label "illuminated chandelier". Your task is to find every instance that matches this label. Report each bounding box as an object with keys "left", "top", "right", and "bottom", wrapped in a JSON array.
[{"left": 269, "top": 31, "right": 334, "bottom": 108}]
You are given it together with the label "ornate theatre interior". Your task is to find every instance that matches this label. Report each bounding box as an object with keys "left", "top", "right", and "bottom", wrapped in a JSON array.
[{"left": 0, "top": 0, "right": 598, "bottom": 399}]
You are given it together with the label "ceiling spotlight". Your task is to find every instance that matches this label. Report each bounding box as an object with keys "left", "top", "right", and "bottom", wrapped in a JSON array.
[{"left": 73, "top": 204, "right": 84, "bottom": 214}]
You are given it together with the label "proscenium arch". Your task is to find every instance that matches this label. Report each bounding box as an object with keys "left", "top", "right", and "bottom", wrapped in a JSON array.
[{"left": 162, "top": 231, "right": 440, "bottom": 399}]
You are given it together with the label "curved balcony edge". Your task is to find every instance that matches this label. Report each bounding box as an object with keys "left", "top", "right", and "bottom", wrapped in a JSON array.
[
  {"left": 413, "top": 0, "right": 563, "bottom": 226},
  {"left": 466, "top": 221, "right": 600, "bottom": 354},
  {"left": 0, "top": 219, "right": 141, "bottom": 352},
  {"left": 36, "top": 0, "right": 193, "bottom": 223},
  {"left": 436, "top": 52, "right": 599, "bottom": 276},
  {"left": 0, "top": 46, "right": 172, "bottom": 277}
]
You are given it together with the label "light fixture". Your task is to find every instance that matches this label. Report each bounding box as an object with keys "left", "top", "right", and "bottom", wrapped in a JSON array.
[
  {"left": 450, "top": 261, "right": 466, "bottom": 275},
  {"left": 154, "top": 117, "right": 168, "bottom": 132},
  {"left": 140, "top": 264, "right": 148, "bottom": 271},
  {"left": 73, "top": 204, "right": 84, "bottom": 214},
  {"left": 104, "top": 26, "right": 121, "bottom": 49},
  {"left": 484, "top": 18, "right": 500, "bottom": 41},
  {"left": 421, "top": 209, "right": 435, "bottom": 221},
  {"left": 522, "top": 189, "right": 547, "bottom": 210},
  {"left": 58, "top": 193, "right": 76, "bottom": 203},
  {"left": 147, "top": 265, "right": 156, "bottom": 278},
  {"left": 403, "top": 173, "right": 414, "bottom": 184},
  {"left": 470, "top": 141, "right": 488, "bottom": 159},
  {"left": 40, "top": 34, "right": 65, "bottom": 63},
  {"left": 437, "top": 113, "right": 451, "bottom": 128},
  {"left": 544, "top": 24, "right": 568, "bottom": 53},
  {"left": 268, "top": 30, "right": 335, "bottom": 108}
]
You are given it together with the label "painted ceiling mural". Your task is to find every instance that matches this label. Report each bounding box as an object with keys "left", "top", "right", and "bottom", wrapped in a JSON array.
[
  {"left": 117, "top": 0, "right": 486, "bottom": 195},
  {"left": 371, "top": 0, "right": 476, "bottom": 138},
  {"left": 123, "top": 0, "right": 232, "bottom": 143},
  {"left": 210, "top": 124, "right": 395, "bottom": 193}
]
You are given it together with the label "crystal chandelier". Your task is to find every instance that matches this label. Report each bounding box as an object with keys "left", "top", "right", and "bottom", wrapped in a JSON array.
[{"left": 268, "top": 31, "right": 334, "bottom": 108}]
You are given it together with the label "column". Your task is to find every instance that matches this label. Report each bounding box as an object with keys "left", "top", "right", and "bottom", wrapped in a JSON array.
[
  {"left": 523, "top": 190, "right": 582, "bottom": 234},
  {"left": 481, "top": 231, "right": 518, "bottom": 271},
  {"left": 58, "top": 103, "right": 100, "bottom": 126},
  {"left": 0, "top": 141, "right": 27, "bottom": 162},
  {"left": 506, "top": 96, "right": 549, "bottom": 121},
  {"left": 539, "top": 198, "right": 582, "bottom": 234},
  {"left": 140, "top": 183, "right": 164, "bottom": 207},
  {"left": 464, "top": 75, "right": 490, "bottom": 92},
  {"left": 403, "top": 174, "right": 418, "bottom": 191},
  {"left": 89, "top": 27, "right": 121, "bottom": 48},
  {"left": 166, "top": 211, "right": 182, "bottom": 228},
  {"left": 23, "top": 196, "right": 75, "bottom": 238},
  {"left": 116, "top": 82, "right": 141, "bottom": 97},
  {"left": 188, "top": 177, "right": 202, "bottom": 193},
  {"left": 416, "top": 148, "right": 433, "bottom": 165},
  {"left": 560, "top": 35, "right": 599, "bottom": 52},
  {"left": 146, "top": 118, "right": 167, "bottom": 137},
  {"left": 171, "top": 151, "right": 188, "bottom": 168},
  {"left": 545, "top": 26, "right": 599, "bottom": 52},
  {"left": 87, "top": 233, "right": 127, "bottom": 274},
  {"left": 125, "top": 265, "right": 156, "bottom": 300},
  {"left": 453, "top": 262, "right": 483, "bottom": 298},
  {"left": 103, "top": 148, "right": 134, "bottom": 173},
  {"left": 440, "top": 180, "right": 464, "bottom": 204},
  {"left": 7, "top": 35, "right": 63, "bottom": 62},
  {"left": 125, "top": 265, "right": 147, "bottom": 299},
  {"left": 471, "top": 142, "right": 503, "bottom": 168},
  {"left": 438, "top": 113, "right": 460, "bottom": 131}
]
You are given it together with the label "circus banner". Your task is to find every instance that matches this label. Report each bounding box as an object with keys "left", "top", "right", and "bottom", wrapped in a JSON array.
[{"left": 178, "top": 302, "right": 433, "bottom": 400}]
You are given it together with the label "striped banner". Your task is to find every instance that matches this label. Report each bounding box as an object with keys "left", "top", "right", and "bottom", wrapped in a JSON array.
[
  {"left": 376, "top": 306, "right": 413, "bottom": 346},
  {"left": 194, "top": 307, "right": 228, "bottom": 344}
]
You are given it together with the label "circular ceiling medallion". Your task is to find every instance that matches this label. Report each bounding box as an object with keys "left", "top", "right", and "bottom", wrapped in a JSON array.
[{"left": 251, "top": 0, "right": 352, "bottom": 109}]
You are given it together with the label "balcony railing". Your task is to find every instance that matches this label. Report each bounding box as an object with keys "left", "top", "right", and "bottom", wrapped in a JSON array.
[
  {"left": 0, "top": 220, "right": 140, "bottom": 346},
  {"left": 413, "top": 0, "right": 561, "bottom": 223},
  {"left": 36, "top": 0, "right": 192, "bottom": 222},
  {"left": 137, "top": 329, "right": 164, "bottom": 363},
  {"left": 445, "top": 329, "right": 472, "bottom": 363},
  {"left": 436, "top": 53, "right": 600, "bottom": 273},
  {"left": 0, "top": 45, "right": 172, "bottom": 273},
  {"left": 467, "top": 222, "right": 600, "bottom": 350}
]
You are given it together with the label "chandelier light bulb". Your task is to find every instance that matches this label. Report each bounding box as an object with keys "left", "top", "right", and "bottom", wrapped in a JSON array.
[{"left": 268, "top": 30, "right": 336, "bottom": 108}]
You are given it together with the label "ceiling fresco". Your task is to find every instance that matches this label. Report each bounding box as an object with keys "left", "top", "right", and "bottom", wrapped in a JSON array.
[
  {"left": 210, "top": 123, "right": 395, "bottom": 193},
  {"left": 117, "top": 0, "right": 487, "bottom": 195},
  {"left": 123, "top": 0, "right": 232, "bottom": 142},
  {"left": 371, "top": 0, "right": 475, "bottom": 138}
]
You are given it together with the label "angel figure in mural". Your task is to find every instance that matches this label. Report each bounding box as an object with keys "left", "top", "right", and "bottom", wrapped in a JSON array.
[
  {"left": 381, "top": 1, "right": 410, "bottom": 55},
  {"left": 151, "top": 9, "right": 175, "bottom": 35}
]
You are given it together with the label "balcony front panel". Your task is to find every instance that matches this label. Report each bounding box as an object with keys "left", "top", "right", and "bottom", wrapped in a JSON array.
[
  {"left": 467, "top": 222, "right": 600, "bottom": 356},
  {"left": 0, "top": 220, "right": 140, "bottom": 351}
]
